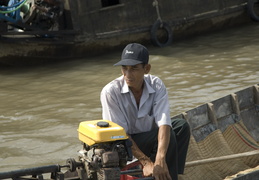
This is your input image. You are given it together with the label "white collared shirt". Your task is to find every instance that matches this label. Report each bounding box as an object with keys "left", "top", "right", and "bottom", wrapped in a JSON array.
[{"left": 100, "top": 74, "right": 172, "bottom": 134}]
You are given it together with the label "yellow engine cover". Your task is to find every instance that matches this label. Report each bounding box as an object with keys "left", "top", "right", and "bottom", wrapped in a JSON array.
[{"left": 78, "top": 120, "right": 128, "bottom": 146}]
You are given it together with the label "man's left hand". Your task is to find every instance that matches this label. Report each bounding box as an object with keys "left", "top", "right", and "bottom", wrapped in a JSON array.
[{"left": 153, "top": 159, "right": 172, "bottom": 180}]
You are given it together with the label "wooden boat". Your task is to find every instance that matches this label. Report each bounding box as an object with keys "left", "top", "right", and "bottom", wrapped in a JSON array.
[
  {"left": 171, "top": 83, "right": 259, "bottom": 180},
  {"left": 0, "top": 0, "right": 259, "bottom": 62},
  {"left": 0, "top": 84, "right": 258, "bottom": 179}
]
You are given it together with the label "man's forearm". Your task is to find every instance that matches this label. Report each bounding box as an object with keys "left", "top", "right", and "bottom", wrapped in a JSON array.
[
  {"left": 128, "top": 136, "right": 152, "bottom": 166},
  {"left": 128, "top": 135, "right": 155, "bottom": 177},
  {"left": 155, "top": 125, "right": 171, "bottom": 162}
]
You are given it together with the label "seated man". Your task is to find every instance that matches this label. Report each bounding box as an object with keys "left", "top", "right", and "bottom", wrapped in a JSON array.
[{"left": 100, "top": 43, "right": 190, "bottom": 180}]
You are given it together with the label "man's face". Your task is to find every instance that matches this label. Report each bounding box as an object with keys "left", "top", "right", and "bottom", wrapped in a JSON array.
[{"left": 121, "top": 64, "right": 148, "bottom": 90}]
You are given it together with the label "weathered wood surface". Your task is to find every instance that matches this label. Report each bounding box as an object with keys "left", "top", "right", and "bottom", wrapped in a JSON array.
[{"left": 173, "top": 84, "right": 259, "bottom": 142}]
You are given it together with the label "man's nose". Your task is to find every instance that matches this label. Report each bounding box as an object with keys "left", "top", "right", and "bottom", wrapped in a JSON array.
[{"left": 124, "top": 69, "right": 132, "bottom": 77}]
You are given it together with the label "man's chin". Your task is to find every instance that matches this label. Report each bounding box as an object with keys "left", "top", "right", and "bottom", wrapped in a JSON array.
[
  {"left": 126, "top": 81, "right": 133, "bottom": 86},
  {"left": 127, "top": 84, "right": 135, "bottom": 89}
]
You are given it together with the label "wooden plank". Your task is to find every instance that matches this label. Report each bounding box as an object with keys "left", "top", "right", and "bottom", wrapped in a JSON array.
[{"left": 185, "top": 150, "right": 259, "bottom": 167}]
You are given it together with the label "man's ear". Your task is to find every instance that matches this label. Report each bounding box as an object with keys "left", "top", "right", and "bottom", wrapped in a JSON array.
[{"left": 144, "top": 64, "right": 151, "bottom": 74}]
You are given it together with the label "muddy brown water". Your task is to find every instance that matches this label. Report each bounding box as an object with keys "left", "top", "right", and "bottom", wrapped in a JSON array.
[{"left": 0, "top": 23, "right": 259, "bottom": 172}]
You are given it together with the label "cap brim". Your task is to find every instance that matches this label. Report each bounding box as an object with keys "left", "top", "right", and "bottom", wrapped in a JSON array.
[{"left": 114, "top": 59, "right": 143, "bottom": 66}]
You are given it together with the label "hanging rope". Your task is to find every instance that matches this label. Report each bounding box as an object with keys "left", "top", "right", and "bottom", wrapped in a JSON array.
[{"left": 152, "top": 0, "right": 162, "bottom": 23}]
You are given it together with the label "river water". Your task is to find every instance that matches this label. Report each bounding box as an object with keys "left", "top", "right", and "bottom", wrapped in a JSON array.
[{"left": 0, "top": 22, "right": 259, "bottom": 172}]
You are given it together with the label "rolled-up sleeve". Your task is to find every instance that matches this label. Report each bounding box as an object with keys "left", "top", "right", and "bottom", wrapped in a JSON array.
[
  {"left": 152, "top": 80, "right": 172, "bottom": 128},
  {"left": 100, "top": 86, "right": 129, "bottom": 132}
]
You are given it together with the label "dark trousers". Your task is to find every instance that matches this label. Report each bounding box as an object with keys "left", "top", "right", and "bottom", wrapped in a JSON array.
[{"left": 131, "top": 119, "right": 190, "bottom": 180}]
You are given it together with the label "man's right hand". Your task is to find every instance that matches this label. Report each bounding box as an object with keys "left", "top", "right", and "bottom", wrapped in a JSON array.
[{"left": 142, "top": 160, "right": 154, "bottom": 177}]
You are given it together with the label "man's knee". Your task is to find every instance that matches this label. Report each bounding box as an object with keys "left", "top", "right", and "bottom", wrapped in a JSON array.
[
  {"left": 172, "top": 118, "right": 191, "bottom": 136},
  {"left": 181, "top": 119, "right": 191, "bottom": 136}
]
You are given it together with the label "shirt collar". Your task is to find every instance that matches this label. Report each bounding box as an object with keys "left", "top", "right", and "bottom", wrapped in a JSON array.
[{"left": 121, "top": 76, "right": 155, "bottom": 94}]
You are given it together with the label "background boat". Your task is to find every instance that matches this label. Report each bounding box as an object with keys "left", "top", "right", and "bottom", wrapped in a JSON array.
[{"left": 1, "top": 0, "right": 259, "bottom": 62}]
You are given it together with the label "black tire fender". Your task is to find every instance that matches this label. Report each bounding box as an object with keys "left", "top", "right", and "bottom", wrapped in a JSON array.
[
  {"left": 247, "top": 0, "right": 259, "bottom": 22},
  {"left": 150, "top": 20, "right": 173, "bottom": 47}
]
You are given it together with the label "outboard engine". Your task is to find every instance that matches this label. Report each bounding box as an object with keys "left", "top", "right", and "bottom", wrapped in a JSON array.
[{"left": 76, "top": 120, "right": 133, "bottom": 180}]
